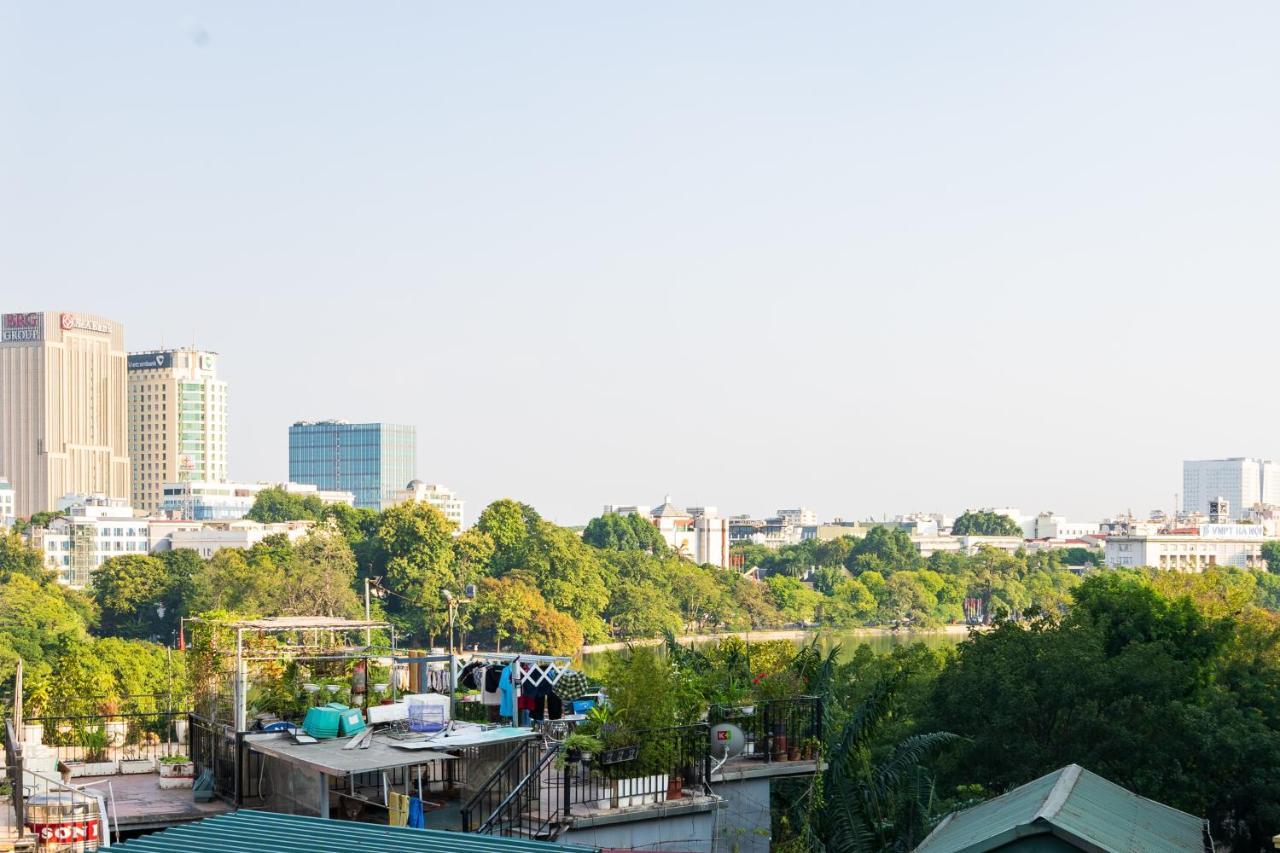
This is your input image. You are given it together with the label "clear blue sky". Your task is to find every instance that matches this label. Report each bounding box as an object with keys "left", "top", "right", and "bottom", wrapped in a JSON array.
[{"left": 4, "top": 2, "right": 1279, "bottom": 524}]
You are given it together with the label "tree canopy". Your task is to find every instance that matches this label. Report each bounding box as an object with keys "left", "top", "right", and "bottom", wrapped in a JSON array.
[{"left": 951, "top": 510, "right": 1023, "bottom": 537}]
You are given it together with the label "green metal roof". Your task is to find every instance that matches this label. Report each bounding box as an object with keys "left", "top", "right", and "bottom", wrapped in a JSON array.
[
  {"left": 110, "top": 810, "right": 600, "bottom": 853},
  {"left": 915, "top": 765, "right": 1212, "bottom": 853}
]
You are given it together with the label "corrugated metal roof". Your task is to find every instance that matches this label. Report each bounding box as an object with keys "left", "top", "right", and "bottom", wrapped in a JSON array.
[
  {"left": 915, "top": 764, "right": 1212, "bottom": 853},
  {"left": 110, "top": 810, "right": 600, "bottom": 853}
]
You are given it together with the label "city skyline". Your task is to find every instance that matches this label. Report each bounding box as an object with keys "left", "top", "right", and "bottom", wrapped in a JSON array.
[
  {"left": 6, "top": 3, "right": 1280, "bottom": 525},
  {"left": 4, "top": 305, "right": 1277, "bottom": 525}
]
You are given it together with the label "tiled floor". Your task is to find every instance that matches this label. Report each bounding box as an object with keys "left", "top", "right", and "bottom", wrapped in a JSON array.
[{"left": 72, "top": 772, "right": 230, "bottom": 831}]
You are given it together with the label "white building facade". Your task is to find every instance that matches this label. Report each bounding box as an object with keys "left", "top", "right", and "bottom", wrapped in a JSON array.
[
  {"left": 389, "top": 480, "right": 465, "bottom": 529},
  {"left": 1105, "top": 525, "right": 1269, "bottom": 572},
  {"left": 158, "top": 480, "right": 354, "bottom": 521},
  {"left": 1183, "top": 457, "right": 1280, "bottom": 519},
  {"left": 606, "top": 497, "right": 730, "bottom": 568},
  {"left": 0, "top": 477, "right": 14, "bottom": 528},
  {"left": 776, "top": 508, "right": 817, "bottom": 527},
  {"left": 1024, "top": 512, "right": 1101, "bottom": 540},
  {"left": 32, "top": 495, "right": 150, "bottom": 588},
  {"left": 155, "top": 519, "right": 314, "bottom": 558}
]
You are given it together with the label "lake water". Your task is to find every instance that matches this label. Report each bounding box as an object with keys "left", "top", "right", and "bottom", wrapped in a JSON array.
[{"left": 578, "top": 629, "right": 969, "bottom": 677}]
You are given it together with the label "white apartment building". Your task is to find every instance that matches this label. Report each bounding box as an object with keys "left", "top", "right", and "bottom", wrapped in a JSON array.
[
  {"left": 1183, "top": 457, "right": 1280, "bottom": 519},
  {"left": 1024, "top": 512, "right": 1101, "bottom": 540},
  {"left": 128, "top": 349, "right": 228, "bottom": 514},
  {"left": 728, "top": 516, "right": 803, "bottom": 549},
  {"left": 1105, "top": 525, "right": 1268, "bottom": 572},
  {"left": 606, "top": 496, "right": 730, "bottom": 568},
  {"left": 389, "top": 480, "right": 465, "bottom": 528},
  {"left": 776, "top": 508, "right": 817, "bottom": 527},
  {"left": 0, "top": 477, "right": 14, "bottom": 528},
  {"left": 158, "top": 480, "right": 354, "bottom": 521},
  {"left": 156, "top": 519, "right": 314, "bottom": 558},
  {"left": 32, "top": 494, "right": 150, "bottom": 588},
  {"left": 0, "top": 311, "right": 130, "bottom": 517},
  {"left": 911, "top": 534, "right": 1024, "bottom": 559}
]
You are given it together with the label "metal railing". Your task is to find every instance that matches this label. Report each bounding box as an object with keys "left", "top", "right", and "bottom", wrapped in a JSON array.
[
  {"left": 566, "top": 724, "right": 709, "bottom": 813},
  {"left": 19, "top": 766, "right": 114, "bottom": 847},
  {"left": 709, "top": 696, "right": 823, "bottom": 763},
  {"left": 4, "top": 717, "right": 23, "bottom": 837},
  {"left": 189, "top": 713, "right": 252, "bottom": 804},
  {"left": 461, "top": 737, "right": 547, "bottom": 833},
  {"left": 25, "top": 711, "right": 189, "bottom": 769},
  {"left": 477, "top": 742, "right": 566, "bottom": 839},
  {"left": 464, "top": 724, "right": 712, "bottom": 839}
]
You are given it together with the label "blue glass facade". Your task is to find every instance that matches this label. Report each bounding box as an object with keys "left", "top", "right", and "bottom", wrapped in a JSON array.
[{"left": 288, "top": 421, "right": 417, "bottom": 510}]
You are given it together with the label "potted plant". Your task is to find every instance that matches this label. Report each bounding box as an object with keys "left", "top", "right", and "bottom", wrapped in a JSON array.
[
  {"left": 70, "top": 727, "right": 117, "bottom": 777},
  {"left": 98, "top": 697, "right": 128, "bottom": 748},
  {"left": 801, "top": 736, "right": 821, "bottom": 761},
  {"left": 554, "top": 733, "right": 604, "bottom": 770},
  {"left": 159, "top": 754, "right": 195, "bottom": 789},
  {"left": 120, "top": 734, "right": 159, "bottom": 775}
]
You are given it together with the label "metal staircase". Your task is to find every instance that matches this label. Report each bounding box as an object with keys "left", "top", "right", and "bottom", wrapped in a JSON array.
[{"left": 461, "top": 738, "right": 566, "bottom": 840}]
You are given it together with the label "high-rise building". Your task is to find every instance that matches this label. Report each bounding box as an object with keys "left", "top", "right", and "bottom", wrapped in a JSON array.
[
  {"left": 288, "top": 421, "right": 416, "bottom": 510},
  {"left": 0, "top": 311, "right": 130, "bottom": 517},
  {"left": 1182, "top": 458, "right": 1280, "bottom": 519},
  {"left": 127, "top": 349, "right": 228, "bottom": 513}
]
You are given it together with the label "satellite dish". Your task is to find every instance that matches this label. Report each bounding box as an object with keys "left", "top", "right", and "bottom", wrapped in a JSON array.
[{"left": 709, "top": 723, "right": 746, "bottom": 760}]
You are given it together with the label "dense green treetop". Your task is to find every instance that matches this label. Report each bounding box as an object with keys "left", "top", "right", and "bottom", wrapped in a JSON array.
[
  {"left": 582, "top": 512, "right": 668, "bottom": 555},
  {"left": 245, "top": 486, "right": 324, "bottom": 523},
  {"left": 951, "top": 510, "right": 1024, "bottom": 537}
]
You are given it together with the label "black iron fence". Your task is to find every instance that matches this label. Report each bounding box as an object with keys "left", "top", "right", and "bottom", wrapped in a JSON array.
[
  {"left": 189, "top": 713, "right": 257, "bottom": 804},
  {"left": 566, "top": 724, "right": 709, "bottom": 813},
  {"left": 709, "top": 695, "right": 823, "bottom": 763},
  {"left": 25, "top": 711, "right": 188, "bottom": 769},
  {"left": 466, "top": 723, "right": 715, "bottom": 838}
]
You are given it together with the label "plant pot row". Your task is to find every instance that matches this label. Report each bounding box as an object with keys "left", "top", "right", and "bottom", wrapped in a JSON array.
[
  {"left": 60, "top": 758, "right": 192, "bottom": 779},
  {"left": 612, "top": 774, "right": 671, "bottom": 808}
]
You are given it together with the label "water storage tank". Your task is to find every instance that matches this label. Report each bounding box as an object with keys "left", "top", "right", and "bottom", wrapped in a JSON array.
[{"left": 24, "top": 791, "right": 103, "bottom": 851}]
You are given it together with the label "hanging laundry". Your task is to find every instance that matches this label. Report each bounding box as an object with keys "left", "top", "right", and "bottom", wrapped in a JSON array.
[
  {"left": 407, "top": 796, "right": 425, "bottom": 829},
  {"left": 457, "top": 661, "right": 484, "bottom": 690},
  {"left": 498, "top": 662, "right": 516, "bottom": 719},
  {"left": 553, "top": 670, "right": 590, "bottom": 702},
  {"left": 388, "top": 791, "right": 409, "bottom": 827},
  {"left": 480, "top": 666, "right": 502, "bottom": 707}
]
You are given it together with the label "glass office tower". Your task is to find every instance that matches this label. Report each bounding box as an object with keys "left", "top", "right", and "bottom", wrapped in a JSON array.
[{"left": 288, "top": 421, "right": 416, "bottom": 510}]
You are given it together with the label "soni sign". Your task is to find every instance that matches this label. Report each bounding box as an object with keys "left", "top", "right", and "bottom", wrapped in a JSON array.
[
  {"left": 2, "top": 312, "right": 42, "bottom": 343},
  {"left": 128, "top": 351, "right": 174, "bottom": 371}
]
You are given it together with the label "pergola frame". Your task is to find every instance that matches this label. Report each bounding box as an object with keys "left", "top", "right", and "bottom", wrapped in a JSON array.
[{"left": 186, "top": 616, "right": 396, "bottom": 732}]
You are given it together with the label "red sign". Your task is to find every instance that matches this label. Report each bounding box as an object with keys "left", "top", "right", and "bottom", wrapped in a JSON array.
[
  {"left": 60, "top": 312, "right": 75, "bottom": 330},
  {"left": 26, "top": 819, "right": 101, "bottom": 844},
  {"left": 2, "top": 312, "right": 39, "bottom": 328}
]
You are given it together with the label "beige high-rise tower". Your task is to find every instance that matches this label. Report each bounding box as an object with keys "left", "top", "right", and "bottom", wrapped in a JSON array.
[
  {"left": 0, "top": 310, "right": 131, "bottom": 518},
  {"left": 127, "top": 348, "right": 228, "bottom": 513}
]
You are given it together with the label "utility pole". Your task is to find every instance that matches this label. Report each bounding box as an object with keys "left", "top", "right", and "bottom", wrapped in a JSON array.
[{"left": 364, "top": 578, "right": 372, "bottom": 646}]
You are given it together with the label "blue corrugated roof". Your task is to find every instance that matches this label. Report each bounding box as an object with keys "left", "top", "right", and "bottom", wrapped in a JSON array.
[
  {"left": 110, "top": 810, "right": 599, "bottom": 853},
  {"left": 915, "top": 764, "right": 1212, "bottom": 853}
]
